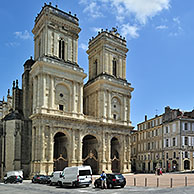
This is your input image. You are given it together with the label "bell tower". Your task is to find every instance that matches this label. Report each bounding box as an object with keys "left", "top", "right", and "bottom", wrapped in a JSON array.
[
  {"left": 31, "top": 3, "right": 86, "bottom": 115},
  {"left": 84, "top": 28, "right": 133, "bottom": 126}
]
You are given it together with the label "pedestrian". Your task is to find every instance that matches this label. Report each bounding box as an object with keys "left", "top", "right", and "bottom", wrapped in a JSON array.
[
  {"left": 159, "top": 168, "right": 162, "bottom": 175},
  {"left": 100, "top": 171, "right": 106, "bottom": 189}
]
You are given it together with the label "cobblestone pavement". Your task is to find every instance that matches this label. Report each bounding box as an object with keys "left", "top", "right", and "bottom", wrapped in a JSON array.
[
  {"left": 124, "top": 173, "right": 194, "bottom": 188},
  {"left": 0, "top": 181, "right": 194, "bottom": 194}
]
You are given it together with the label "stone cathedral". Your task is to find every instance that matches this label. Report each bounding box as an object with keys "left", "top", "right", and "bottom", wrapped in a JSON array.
[{"left": 0, "top": 3, "right": 134, "bottom": 178}]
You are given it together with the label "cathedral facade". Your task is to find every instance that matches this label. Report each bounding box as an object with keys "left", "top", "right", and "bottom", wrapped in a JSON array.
[{"left": 0, "top": 3, "right": 133, "bottom": 178}]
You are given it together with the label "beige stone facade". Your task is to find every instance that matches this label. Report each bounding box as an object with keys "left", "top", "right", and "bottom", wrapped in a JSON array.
[
  {"left": 0, "top": 3, "right": 133, "bottom": 178},
  {"left": 132, "top": 106, "right": 194, "bottom": 173}
]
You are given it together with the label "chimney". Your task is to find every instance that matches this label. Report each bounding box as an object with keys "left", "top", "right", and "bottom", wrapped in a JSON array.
[{"left": 145, "top": 115, "right": 147, "bottom": 121}]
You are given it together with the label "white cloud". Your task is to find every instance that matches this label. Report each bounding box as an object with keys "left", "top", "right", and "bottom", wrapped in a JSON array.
[
  {"left": 14, "top": 30, "right": 32, "bottom": 40},
  {"left": 111, "top": 0, "right": 170, "bottom": 24},
  {"left": 79, "top": 43, "right": 88, "bottom": 51},
  {"left": 156, "top": 25, "right": 168, "bottom": 30},
  {"left": 121, "top": 24, "right": 139, "bottom": 39},
  {"left": 169, "top": 17, "right": 183, "bottom": 36},
  {"left": 82, "top": 2, "right": 103, "bottom": 18},
  {"left": 79, "top": 0, "right": 171, "bottom": 39}
]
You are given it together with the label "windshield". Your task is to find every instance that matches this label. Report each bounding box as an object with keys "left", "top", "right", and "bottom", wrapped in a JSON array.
[
  {"left": 79, "top": 170, "right": 91, "bottom": 176},
  {"left": 115, "top": 174, "right": 124, "bottom": 179}
]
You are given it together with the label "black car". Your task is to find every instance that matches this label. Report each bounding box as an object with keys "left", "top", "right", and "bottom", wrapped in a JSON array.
[
  {"left": 40, "top": 175, "right": 51, "bottom": 184},
  {"left": 32, "top": 174, "right": 45, "bottom": 183},
  {"left": 94, "top": 173, "right": 126, "bottom": 189},
  {"left": 4, "top": 175, "right": 23, "bottom": 184}
]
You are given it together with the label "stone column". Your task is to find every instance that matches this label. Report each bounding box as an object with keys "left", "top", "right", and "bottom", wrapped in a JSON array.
[
  {"left": 37, "top": 75, "right": 40, "bottom": 109},
  {"left": 119, "top": 57, "right": 122, "bottom": 78},
  {"left": 107, "top": 91, "right": 111, "bottom": 119},
  {"left": 106, "top": 135, "right": 112, "bottom": 172},
  {"left": 33, "top": 77, "right": 37, "bottom": 113},
  {"left": 49, "top": 75, "right": 54, "bottom": 109},
  {"left": 127, "top": 96, "right": 131, "bottom": 122},
  {"left": 79, "top": 83, "right": 83, "bottom": 114},
  {"left": 78, "top": 130, "right": 83, "bottom": 165},
  {"left": 47, "top": 128, "right": 54, "bottom": 175},
  {"left": 43, "top": 74, "right": 46, "bottom": 108},
  {"left": 123, "top": 96, "right": 126, "bottom": 122},
  {"left": 71, "top": 130, "right": 76, "bottom": 165},
  {"left": 72, "top": 81, "right": 76, "bottom": 113},
  {"left": 31, "top": 127, "right": 34, "bottom": 163},
  {"left": 123, "top": 59, "right": 126, "bottom": 79},
  {"left": 127, "top": 136, "right": 131, "bottom": 172}
]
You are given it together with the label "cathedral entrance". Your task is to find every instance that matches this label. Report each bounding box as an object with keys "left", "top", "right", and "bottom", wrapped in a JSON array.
[
  {"left": 82, "top": 135, "right": 98, "bottom": 174},
  {"left": 111, "top": 137, "right": 120, "bottom": 173},
  {"left": 184, "top": 160, "right": 190, "bottom": 170},
  {"left": 53, "top": 132, "right": 68, "bottom": 171}
]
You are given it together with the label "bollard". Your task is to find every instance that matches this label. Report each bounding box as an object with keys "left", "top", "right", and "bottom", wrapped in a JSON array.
[
  {"left": 157, "top": 178, "right": 159, "bottom": 187},
  {"left": 185, "top": 177, "right": 187, "bottom": 187},
  {"left": 145, "top": 178, "right": 147, "bottom": 187},
  {"left": 170, "top": 178, "right": 173, "bottom": 188},
  {"left": 134, "top": 178, "right": 136, "bottom": 186}
]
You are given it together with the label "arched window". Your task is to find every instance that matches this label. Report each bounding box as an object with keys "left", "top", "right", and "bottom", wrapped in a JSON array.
[{"left": 112, "top": 58, "right": 117, "bottom": 76}]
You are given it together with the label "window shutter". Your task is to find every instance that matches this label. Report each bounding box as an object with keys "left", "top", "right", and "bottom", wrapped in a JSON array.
[
  {"left": 164, "top": 139, "right": 166, "bottom": 148},
  {"left": 182, "top": 136, "right": 185, "bottom": 146},
  {"left": 183, "top": 151, "right": 185, "bottom": 159},
  {"left": 169, "top": 138, "right": 171, "bottom": 147},
  {"left": 189, "top": 137, "right": 191, "bottom": 146},
  {"left": 192, "top": 137, "right": 194, "bottom": 146},
  {"left": 188, "top": 151, "right": 190, "bottom": 159},
  {"left": 176, "top": 137, "right": 178, "bottom": 146},
  {"left": 182, "top": 123, "right": 185, "bottom": 131}
]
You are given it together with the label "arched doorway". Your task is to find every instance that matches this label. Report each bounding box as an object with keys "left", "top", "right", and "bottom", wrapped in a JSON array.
[
  {"left": 172, "top": 160, "right": 178, "bottom": 171},
  {"left": 184, "top": 160, "right": 190, "bottom": 170},
  {"left": 82, "top": 135, "right": 98, "bottom": 174},
  {"left": 111, "top": 137, "right": 120, "bottom": 173},
  {"left": 53, "top": 132, "right": 68, "bottom": 171}
]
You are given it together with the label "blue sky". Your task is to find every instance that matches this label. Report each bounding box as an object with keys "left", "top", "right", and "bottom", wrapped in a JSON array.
[{"left": 0, "top": 0, "right": 194, "bottom": 127}]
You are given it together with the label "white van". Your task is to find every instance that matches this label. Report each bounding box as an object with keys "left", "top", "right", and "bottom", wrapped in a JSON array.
[
  {"left": 61, "top": 166, "right": 92, "bottom": 187},
  {"left": 50, "top": 171, "right": 63, "bottom": 186},
  {"left": 4, "top": 170, "right": 23, "bottom": 180}
]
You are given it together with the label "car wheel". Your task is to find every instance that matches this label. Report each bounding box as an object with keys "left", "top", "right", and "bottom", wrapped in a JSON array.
[
  {"left": 108, "top": 183, "right": 113, "bottom": 189},
  {"left": 58, "top": 181, "right": 62, "bottom": 187},
  {"left": 86, "top": 184, "right": 89, "bottom": 187},
  {"left": 121, "top": 184, "right": 125, "bottom": 188},
  {"left": 4, "top": 181, "right": 7, "bottom": 184}
]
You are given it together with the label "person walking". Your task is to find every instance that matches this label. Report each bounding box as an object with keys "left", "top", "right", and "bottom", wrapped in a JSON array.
[{"left": 100, "top": 171, "right": 107, "bottom": 189}]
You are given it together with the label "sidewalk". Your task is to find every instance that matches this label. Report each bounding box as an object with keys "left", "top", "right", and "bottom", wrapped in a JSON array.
[{"left": 124, "top": 173, "right": 194, "bottom": 188}]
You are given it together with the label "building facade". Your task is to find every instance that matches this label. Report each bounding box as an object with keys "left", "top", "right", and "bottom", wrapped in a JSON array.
[
  {"left": 0, "top": 3, "right": 134, "bottom": 178},
  {"left": 132, "top": 106, "right": 194, "bottom": 173}
]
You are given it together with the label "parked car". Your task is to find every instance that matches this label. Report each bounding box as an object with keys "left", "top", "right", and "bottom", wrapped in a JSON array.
[
  {"left": 4, "top": 175, "right": 23, "bottom": 184},
  {"left": 32, "top": 174, "right": 45, "bottom": 183},
  {"left": 59, "top": 166, "right": 92, "bottom": 187},
  {"left": 4, "top": 170, "right": 23, "bottom": 181},
  {"left": 40, "top": 175, "right": 51, "bottom": 184},
  {"left": 94, "top": 173, "right": 126, "bottom": 189},
  {"left": 50, "top": 171, "right": 63, "bottom": 186}
]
